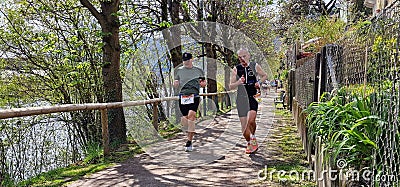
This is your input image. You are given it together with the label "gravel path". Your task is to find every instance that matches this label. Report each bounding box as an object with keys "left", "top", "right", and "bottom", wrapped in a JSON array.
[{"left": 68, "top": 92, "right": 280, "bottom": 187}]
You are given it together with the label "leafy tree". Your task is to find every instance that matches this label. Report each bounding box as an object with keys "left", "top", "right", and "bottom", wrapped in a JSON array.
[
  {"left": 0, "top": 0, "right": 105, "bottom": 146},
  {"left": 79, "top": 0, "right": 126, "bottom": 145},
  {"left": 349, "top": 0, "right": 373, "bottom": 22}
]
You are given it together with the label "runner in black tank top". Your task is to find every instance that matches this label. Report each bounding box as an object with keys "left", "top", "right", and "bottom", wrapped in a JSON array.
[
  {"left": 229, "top": 49, "right": 268, "bottom": 154},
  {"left": 236, "top": 62, "right": 258, "bottom": 97}
]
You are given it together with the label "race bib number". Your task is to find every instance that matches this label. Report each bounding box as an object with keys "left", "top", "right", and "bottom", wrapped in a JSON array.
[{"left": 180, "top": 94, "right": 195, "bottom": 105}]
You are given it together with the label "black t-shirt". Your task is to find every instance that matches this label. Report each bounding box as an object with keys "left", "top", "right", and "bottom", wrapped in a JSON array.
[{"left": 236, "top": 62, "right": 258, "bottom": 97}]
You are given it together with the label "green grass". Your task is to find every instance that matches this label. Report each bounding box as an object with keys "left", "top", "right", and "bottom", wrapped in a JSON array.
[
  {"left": 278, "top": 124, "right": 306, "bottom": 162},
  {"left": 258, "top": 109, "right": 315, "bottom": 187},
  {"left": 266, "top": 123, "right": 312, "bottom": 186},
  {"left": 18, "top": 163, "right": 112, "bottom": 187},
  {"left": 158, "top": 121, "right": 182, "bottom": 139},
  {"left": 17, "top": 143, "right": 143, "bottom": 187},
  {"left": 275, "top": 109, "right": 292, "bottom": 119},
  {"left": 17, "top": 105, "right": 234, "bottom": 187}
]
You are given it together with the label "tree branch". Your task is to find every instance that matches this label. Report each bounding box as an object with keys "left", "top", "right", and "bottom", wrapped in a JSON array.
[
  {"left": 79, "top": 0, "right": 104, "bottom": 25},
  {"left": 325, "top": 0, "right": 337, "bottom": 14}
]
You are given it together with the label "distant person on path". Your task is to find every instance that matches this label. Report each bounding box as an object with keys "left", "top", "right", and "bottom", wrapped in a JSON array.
[
  {"left": 173, "top": 52, "right": 206, "bottom": 152},
  {"left": 229, "top": 48, "right": 268, "bottom": 154},
  {"left": 262, "top": 79, "right": 270, "bottom": 95}
]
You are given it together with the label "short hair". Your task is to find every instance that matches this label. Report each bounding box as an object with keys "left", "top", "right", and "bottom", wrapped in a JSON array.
[{"left": 237, "top": 48, "right": 250, "bottom": 54}]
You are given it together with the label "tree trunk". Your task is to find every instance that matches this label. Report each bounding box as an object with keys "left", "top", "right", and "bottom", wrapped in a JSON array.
[
  {"left": 80, "top": 0, "right": 127, "bottom": 146},
  {"left": 206, "top": 43, "right": 218, "bottom": 110},
  {"left": 205, "top": 2, "right": 218, "bottom": 109},
  {"left": 164, "top": 0, "right": 183, "bottom": 123},
  {"left": 101, "top": 15, "right": 126, "bottom": 146},
  {"left": 224, "top": 47, "right": 234, "bottom": 107},
  {"left": 206, "top": 43, "right": 217, "bottom": 94}
]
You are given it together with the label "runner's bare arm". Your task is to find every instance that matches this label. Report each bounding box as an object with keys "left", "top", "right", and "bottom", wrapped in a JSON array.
[
  {"left": 229, "top": 67, "right": 243, "bottom": 90},
  {"left": 200, "top": 78, "right": 206, "bottom": 88},
  {"left": 256, "top": 64, "right": 268, "bottom": 85}
]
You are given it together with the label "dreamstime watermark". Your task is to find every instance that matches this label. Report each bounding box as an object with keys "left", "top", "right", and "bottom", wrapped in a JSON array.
[{"left": 257, "top": 159, "right": 397, "bottom": 183}]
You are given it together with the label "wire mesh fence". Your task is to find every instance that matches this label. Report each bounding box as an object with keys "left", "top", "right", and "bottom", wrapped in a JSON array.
[
  {"left": 292, "top": 1, "right": 400, "bottom": 185},
  {"left": 368, "top": 2, "right": 400, "bottom": 186},
  {"left": 294, "top": 56, "right": 317, "bottom": 109}
]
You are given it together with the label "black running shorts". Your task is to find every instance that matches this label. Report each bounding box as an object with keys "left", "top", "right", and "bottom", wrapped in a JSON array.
[
  {"left": 179, "top": 96, "right": 200, "bottom": 116},
  {"left": 236, "top": 95, "right": 258, "bottom": 117}
]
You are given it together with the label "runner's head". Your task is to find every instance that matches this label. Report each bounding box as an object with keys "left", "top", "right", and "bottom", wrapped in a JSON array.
[
  {"left": 182, "top": 52, "right": 193, "bottom": 67},
  {"left": 237, "top": 49, "right": 250, "bottom": 66},
  {"left": 182, "top": 52, "right": 193, "bottom": 62}
]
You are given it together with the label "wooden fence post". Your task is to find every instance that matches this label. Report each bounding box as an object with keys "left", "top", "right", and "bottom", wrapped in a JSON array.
[
  {"left": 314, "top": 52, "right": 321, "bottom": 102},
  {"left": 320, "top": 47, "right": 327, "bottom": 94},
  {"left": 316, "top": 136, "right": 322, "bottom": 187},
  {"left": 101, "top": 109, "right": 110, "bottom": 156},
  {"left": 153, "top": 102, "right": 159, "bottom": 131},
  {"left": 220, "top": 93, "right": 224, "bottom": 110},
  {"left": 288, "top": 70, "right": 294, "bottom": 111},
  {"left": 212, "top": 95, "right": 215, "bottom": 113},
  {"left": 203, "top": 96, "right": 206, "bottom": 117}
]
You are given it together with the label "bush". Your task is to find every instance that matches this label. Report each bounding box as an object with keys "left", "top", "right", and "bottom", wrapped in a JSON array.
[{"left": 305, "top": 88, "right": 381, "bottom": 168}]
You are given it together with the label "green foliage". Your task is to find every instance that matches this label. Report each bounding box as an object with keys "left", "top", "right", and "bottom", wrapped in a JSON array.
[
  {"left": 349, "top": 0, "right": 373, "bottom": 22},
  {"left": 284, "top": 16, "right": 346, "bottom": 52},
  {"left": 0, "top": 0, "right": 105, "bottom": 107},
  {"left": 354, "top": 20, "right": 372, "bottom": 33},
  {"left": 158, "top": 21, "right": 172, "bottom": 28},
  {"left": 305, "top": 88, "right": 381, "bottom": 167},
  {"left": 368, "top": 33, "right": 397, "bottom": 85},
  {"left": 280, "top": 69, "right": 289, "bottom": 80},
  {"left": 83, "top": 143, "right": 103, "bottom": 165},
  {"left": 257, "top": 109, "right": 313, "bottom": 186},
  {"left": 18, "top": 162, "right": 113, "bottom": 187},
  {"left": 18, "top": 143, "right": 143, "bottom": 186},
  {"left": 346, "top": 84, "right": 375, "bottom": 97},
  {"left": 1, "top": 173, "right": 15, "bottom": 187}
]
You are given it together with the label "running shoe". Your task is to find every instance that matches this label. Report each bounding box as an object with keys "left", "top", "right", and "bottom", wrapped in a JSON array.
[
  {"left": 250, "top": 136, "right": 259, "bottom": 152},
  {"left": 245, "top": 143, "right": 254, "bottom": 154},
  {"left": 185, "top": 141, "right": 193, "bottom": 152}
]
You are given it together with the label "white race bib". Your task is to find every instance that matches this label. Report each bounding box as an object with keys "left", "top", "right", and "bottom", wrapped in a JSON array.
[{"left": 180, "top": 94, "right": 195, "bottom": 105}]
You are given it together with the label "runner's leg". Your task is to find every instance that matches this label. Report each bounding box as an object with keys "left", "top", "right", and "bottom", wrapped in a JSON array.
[
  {"left": 187, "top": 110, "right": 197, "bottom": 141},
  {"left": 247, "top": 110, "right": 257, "bottom": 135},
  {"left": 240, "top": 116, "right": 251, "bottom": 141}
]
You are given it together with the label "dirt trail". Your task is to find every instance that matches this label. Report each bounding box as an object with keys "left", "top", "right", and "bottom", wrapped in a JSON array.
[{"left": 68, "top": 91, "right": 295, "bottom": 187}]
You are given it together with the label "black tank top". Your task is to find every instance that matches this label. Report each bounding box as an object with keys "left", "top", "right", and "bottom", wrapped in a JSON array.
[{"left": 236, "top": 62, "right": 258, "bottom": 97}]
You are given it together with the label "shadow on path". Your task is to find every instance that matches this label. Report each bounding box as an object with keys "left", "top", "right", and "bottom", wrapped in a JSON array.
[{"left": 68, "top": 92, "right": 279, "bottom": 187}]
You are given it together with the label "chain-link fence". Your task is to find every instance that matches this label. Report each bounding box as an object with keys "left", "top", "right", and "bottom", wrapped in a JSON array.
[
  {"left": 335, "top": 2, "right": 400, "bottom": 186},
  {"left": 368, "top": 2, "right": 400, "bottom": 186},
  {"left": 294, "top": 56, "right": 317, "bottom": 109},
  {"left": 292, "top": 1, "right": 400, "bottom": 185}
]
